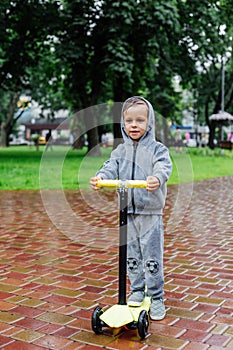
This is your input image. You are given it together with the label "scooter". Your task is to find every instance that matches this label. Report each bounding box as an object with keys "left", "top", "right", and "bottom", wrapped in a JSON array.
[{"left": 91, "top": 179, "right": 150, "bottom": 339}]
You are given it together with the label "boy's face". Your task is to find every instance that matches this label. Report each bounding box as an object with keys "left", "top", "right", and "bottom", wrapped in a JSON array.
[{"left": 123, "top": 104, "right": 148, "bottom": 141}]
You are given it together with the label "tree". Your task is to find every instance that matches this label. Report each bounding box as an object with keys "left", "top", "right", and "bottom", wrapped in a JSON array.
[
  {"left": 53, "top": 0, "right": 101, "bottom": 155},
  {"left": 1, "top": 0, "right": 232, "bottom": 151},
  {"left": 0, "top": 0, "right": 60, "bottom": 146},
  {"left": 53, "top": 0, "right": 233, "bottom": 151},
  {"left": 91, "top": 1, "right": 182, "bottom": 145},
  {"left": 174, "top": 0, "right": 233, "bottom": 148}
]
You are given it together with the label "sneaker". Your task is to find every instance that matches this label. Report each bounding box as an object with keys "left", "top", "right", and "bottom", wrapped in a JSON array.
[
  {"left": 150, "top": 298, "right": 166, "bottom": 320},
  {"left": 127, "top": 291, "right": 145, "bottom": 307}
]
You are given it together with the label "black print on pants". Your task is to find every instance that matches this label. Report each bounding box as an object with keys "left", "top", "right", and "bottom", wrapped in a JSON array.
[
  {"left": 146, "top": 260, "right": 159, "bottom": 275},
  {"left": 127, "top": 258, "right": 139, "bottom": 273}
]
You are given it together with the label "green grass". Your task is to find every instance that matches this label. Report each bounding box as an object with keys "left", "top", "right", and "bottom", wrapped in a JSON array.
[
  {"left": 170, "top": 147, "right": 233, "bottom": 184},
  {"left": 0, "top": 145, "right": 232, "bottom": 190}
]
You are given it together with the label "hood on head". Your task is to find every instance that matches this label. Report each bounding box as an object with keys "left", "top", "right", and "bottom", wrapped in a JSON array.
[{"left": 121, "top": 96, "right": 156, "bottom": 143}]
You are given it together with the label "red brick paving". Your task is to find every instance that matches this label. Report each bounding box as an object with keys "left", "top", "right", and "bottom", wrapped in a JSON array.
[{"left": 0, "top": 176, "right": 232, "bottom": 349}]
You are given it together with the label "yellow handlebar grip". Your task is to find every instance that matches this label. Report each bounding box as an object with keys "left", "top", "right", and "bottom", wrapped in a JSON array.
[
  {"left": 96, "top": 180, "right": 119, "bottom": 188},
  {"left": 126, "top": 180, "right": 147, "bottom": 188},
  {"left": 96, "top": 180, "right": 147, "bottom": 189}
]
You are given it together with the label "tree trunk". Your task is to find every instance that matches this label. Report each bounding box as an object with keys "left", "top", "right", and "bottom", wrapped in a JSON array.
[
  {"left": 0, "top": 92, "right": 20, "bottom": 148},
  {"left": 1, "top": 122, "right": 8, "bottom": 147},
  {"left": 208, "top": 122, "right": 216, "bottom": 149},
  {"left": 112, "top": 79, "right": 127, "bottom": 149},
  {"left": 72, "top": 111, "right": 84, "bottom": 149},
  {"left": 205, "top": 100, "right": 216, "bottom": 149},
  {"left": 83, "top": 107, "right": 101, "bottom": 156},
  {"left": 162, "top": 116, "right": 170, "bottom": 146},
  {"left": 112, "top": 102, "right": 123, "bottom": 148},
  {"left": 86, "top": 128, "right": 101, "bottom": 156}
]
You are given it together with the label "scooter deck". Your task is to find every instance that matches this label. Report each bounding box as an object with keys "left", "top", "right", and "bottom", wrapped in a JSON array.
[{"left": 99, "top": 297, "right": 151, "bottom": 328}]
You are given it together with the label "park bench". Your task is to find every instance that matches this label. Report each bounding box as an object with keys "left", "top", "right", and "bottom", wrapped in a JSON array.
[{"left": 220, "top": 140, "right": 233, "bottom": 150}]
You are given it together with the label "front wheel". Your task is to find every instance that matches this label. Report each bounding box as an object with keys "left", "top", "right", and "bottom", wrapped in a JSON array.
[
  {"left": 137, "top": 310, "right": 149, "bottom": 339},
  {"left": 92, "top": 306, "right": 104, "bottom": 334}
]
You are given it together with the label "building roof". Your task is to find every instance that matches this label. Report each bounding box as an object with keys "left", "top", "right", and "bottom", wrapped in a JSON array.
[{"left": 23, "top": 117, "right": 70, "bottom": 131}]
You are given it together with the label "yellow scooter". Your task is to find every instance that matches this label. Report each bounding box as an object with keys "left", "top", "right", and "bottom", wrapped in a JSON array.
[{"left": 91, "top": 180, "right": 150, "bottom": 339}]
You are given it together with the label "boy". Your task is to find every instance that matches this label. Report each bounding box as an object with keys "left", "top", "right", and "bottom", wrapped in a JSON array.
[{"left": 90, "top": 96, "right": 172, "bottom": 320}]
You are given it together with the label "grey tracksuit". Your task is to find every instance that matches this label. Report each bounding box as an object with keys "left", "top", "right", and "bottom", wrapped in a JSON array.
[{"left": 96, "top": 96, "right": 172, "bottom": 299}]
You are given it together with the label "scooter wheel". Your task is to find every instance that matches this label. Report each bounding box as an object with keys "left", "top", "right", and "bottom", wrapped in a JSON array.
[
  {"left": 137, "top": 310, "right": 149, "bottom": 339},
  {"left": 92, "top": 306, "right": 104, "bottom": 334}
]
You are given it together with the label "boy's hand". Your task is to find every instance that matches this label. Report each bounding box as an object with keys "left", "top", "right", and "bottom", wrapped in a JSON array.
[
  {"left": 146, "top": 176, "right": 160, "bottom": 192},
  {"left": 90, "top": 176, "right": 102, "bottom": 190}
]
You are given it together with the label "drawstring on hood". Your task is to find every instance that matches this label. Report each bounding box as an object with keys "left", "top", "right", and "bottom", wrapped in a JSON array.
[{"left": 121, "top": 96, "right": 156, "bottom": 143}]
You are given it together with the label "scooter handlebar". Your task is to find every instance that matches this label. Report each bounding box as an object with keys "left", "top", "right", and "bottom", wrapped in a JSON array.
[{"left": 96, "top": 179, "right": 147, "bottom": 189}]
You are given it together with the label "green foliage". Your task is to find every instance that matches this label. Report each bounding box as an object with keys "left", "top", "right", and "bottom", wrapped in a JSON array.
[
  {"left": 175, "top": 0, "right": 233, "bottom": 122},
  {"left": 0, "top": 0, "right": 232, "bottom": 151},
  {"left": 0, "top": 0, "right": 60, "bottom": 91}
]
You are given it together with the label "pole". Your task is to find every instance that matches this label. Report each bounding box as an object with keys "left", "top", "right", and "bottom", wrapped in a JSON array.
[
  {"left": 221, "top": 57, "right": 225, "bottom": 140},
  {"left": 118, "top": 187, "right": 128, "bottom": 305},
  {"left": 221, "top": 57, "right": 225, "bottom": 112}
]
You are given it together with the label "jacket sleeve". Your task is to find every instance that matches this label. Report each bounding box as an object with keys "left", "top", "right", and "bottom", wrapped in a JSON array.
[
  {"left": 96, "top": 146, "right": 121, "bottom": 180},
  {"left": 152, "top": 143, "right": 172, "bottom": 186}
]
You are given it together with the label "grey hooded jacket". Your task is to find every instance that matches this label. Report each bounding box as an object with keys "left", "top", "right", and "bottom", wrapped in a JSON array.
[{"left": 96, "top": 96, "right": 172, "bottom": 215}]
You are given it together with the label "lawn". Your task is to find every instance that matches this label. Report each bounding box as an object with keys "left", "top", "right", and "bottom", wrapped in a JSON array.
[{"left": 0, "top": 145, "right": 232, "bottom": 190}]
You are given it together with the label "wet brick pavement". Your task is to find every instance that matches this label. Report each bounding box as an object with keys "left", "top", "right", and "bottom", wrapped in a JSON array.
[{"left": 0, "top": 176, "right": 232, "bottom": 349}]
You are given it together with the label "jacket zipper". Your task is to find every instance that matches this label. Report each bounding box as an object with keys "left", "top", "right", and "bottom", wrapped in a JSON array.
[{"left": 131, "top": 142, "right": 137, "bottom": 213}]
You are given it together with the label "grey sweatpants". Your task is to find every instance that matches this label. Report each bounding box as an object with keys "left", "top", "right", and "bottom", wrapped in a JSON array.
[{"left": 127, "top": 214, "right": 164, "bottom": 299}]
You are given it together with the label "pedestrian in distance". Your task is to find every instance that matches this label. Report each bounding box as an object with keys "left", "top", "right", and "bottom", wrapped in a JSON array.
[
  {"left": 45, "top": 130, "right": 53, "bottom": 151},
  {"left": 90, "top": 96, "right": 172, "bottom": 320},
  {"left": 175, "top": 126, "right": 182, "bottom": 153}
]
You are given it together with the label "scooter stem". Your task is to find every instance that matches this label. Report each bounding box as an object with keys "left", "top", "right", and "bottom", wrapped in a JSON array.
[
  {"left": 118, "top": 187, "right": 128, "bottom": 305},
  {"left": 96, "top": 179, "right": 147, "bottom": 305}
]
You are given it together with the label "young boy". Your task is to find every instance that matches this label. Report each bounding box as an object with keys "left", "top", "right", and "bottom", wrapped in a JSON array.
[{"left": 90, "top": 96, "right": 172, "bottom": 320}]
